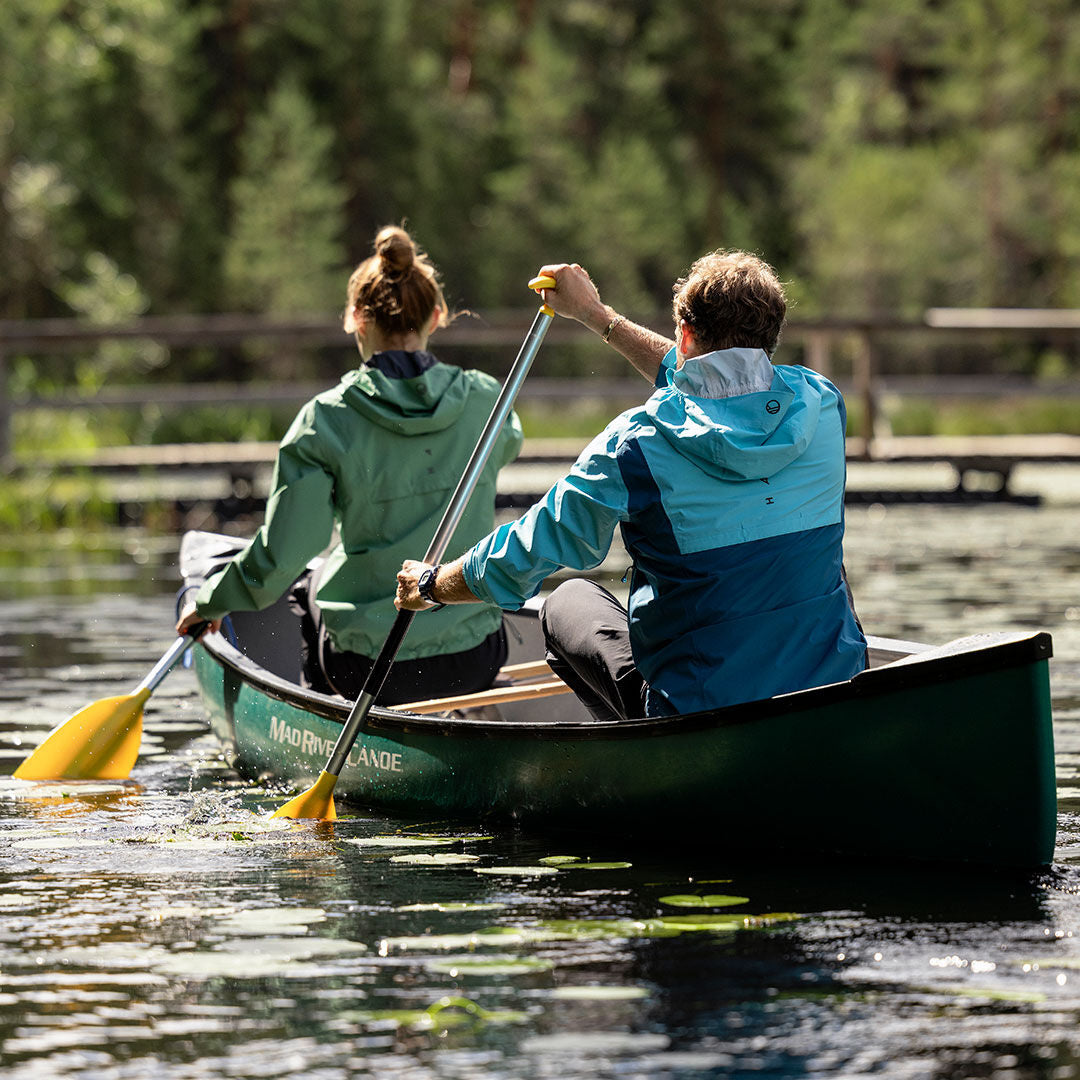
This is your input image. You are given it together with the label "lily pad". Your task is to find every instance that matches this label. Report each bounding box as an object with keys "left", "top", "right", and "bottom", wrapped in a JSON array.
[
  {"left": 11, "top": 837, "right": 101, "bottom": 851},
  {"left": 473, "top": 865, "right": 559, "bottom": 877},
  {"left": 536, "top": 912, "right": 800, "bottom": 940},
  {"left": 344, "top": 835, "right": 457, "bottom": 849},
  {"left": 425, "top": 995, "right": 527, "bottom": 1024},
  {"left": 521, "top": 1032, "right": 669, "bottom": 1054},
  {"left": 190, "top": 817, "right": 294, "bottom": 836},
  {"left": 658, "top": 894, "right": 750, "bottom": 909},
  {"left": 215, "top": 907, "right": 327, "bottom": 936},
  {"left": 43, "top": 943, "right": 170, "bottom": 970},
  {"left": 427, "top": 956, "right": 554, "bottom": 976},
  {"left": 351, "top": 996, "right": 527, "bottom": 1028},
  {"left": 389, "top": 852, "right": 481, "bottom": 866},
  {"left": 0, "top": 780, "right": 131, "bottom": 800},
  {"left": 539, "top": 918, "right": 682, "bottom": 941},
  {"left": 538, "top": 855, "right": 581, "bottom": 865},
  {"left": 415, "top": 833, "right": 493, "bottom": 843},
  {"left": 214, "top": 936, "right": 366, "bottom": 958},
  {"left": 550, "top": 985, "right": 650, "bottom": 1001},
  {"left": 655, "top": 912, "right": 801, "bottom": 931},
  {"left": 157, "top": 838, "right": 265, "bottom": 851},
  {"left": 555, "top": 861, "right": 633, "bottom": 871},
  {"left": 145, "top": 905, "right": 236, "bottom": 922},
  {"left": 394, "top": 901, "right": 506, "bottom": 913},
  {"left": 380, "top": 927, "right": 533, "bottom": 951},
  {"left": 151, "top": 936, "right": 366, "bottom": 978}
]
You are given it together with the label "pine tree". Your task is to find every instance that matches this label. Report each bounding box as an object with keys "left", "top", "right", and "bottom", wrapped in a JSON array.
[{"left": 222, "top": 77, "right": 347, "bottom": 316}]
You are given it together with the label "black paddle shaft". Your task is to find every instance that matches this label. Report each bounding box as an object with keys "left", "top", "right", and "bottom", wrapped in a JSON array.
[{"left": 323, "top": 302, "right": 554, "bottom": 778}]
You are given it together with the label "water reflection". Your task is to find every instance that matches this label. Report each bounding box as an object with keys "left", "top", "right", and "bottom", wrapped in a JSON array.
[{"left": 0, "top": 500, "right": 1079, "bottom": 1078}]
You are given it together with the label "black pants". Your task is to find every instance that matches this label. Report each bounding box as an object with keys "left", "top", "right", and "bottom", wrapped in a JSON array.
[
  {"left": 290, "top": 570, "right": 507, "bottom": 705},
  {"left": 540, "top": 579, "right": 647, "bottom": 723},
  {"left": 541, "top": 571, "right": 867, "bottom": 723}
]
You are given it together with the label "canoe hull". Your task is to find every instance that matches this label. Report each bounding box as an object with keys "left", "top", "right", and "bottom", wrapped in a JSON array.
[{"left": 192, "top": 627, "right": 1056, "bottom": 868}]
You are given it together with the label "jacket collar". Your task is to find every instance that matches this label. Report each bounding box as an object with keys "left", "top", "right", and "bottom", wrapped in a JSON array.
[
  {"left": 366, "top": 350, "right": 439, "bottom": 380},
  {"left": 673, "top": 347, "right": 774, "bottom": 399}
]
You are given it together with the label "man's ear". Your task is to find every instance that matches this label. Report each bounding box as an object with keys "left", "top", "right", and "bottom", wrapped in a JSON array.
[{"left": 678, "top": 319, "right": 698, "bottom": 359}]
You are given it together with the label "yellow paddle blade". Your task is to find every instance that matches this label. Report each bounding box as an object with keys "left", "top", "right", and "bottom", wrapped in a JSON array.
[
  {"left": 13, "top": 687, "right": 151, "bottom": 781},
  {"left": 271, "top": 770, "right": 338, "bottom": 821}
]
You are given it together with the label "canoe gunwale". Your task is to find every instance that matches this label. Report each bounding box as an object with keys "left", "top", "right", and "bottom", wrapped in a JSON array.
[{"left": 196, "top": 625, "right": 1053, "bottom": 742}]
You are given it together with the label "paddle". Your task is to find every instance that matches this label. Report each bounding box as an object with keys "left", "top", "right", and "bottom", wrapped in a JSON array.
[
  {"left": 13, "top": 624, "right": 207, "bottom": 781},
  {"left": 272, "top": 275, "right": 557, "bottom": 821}
]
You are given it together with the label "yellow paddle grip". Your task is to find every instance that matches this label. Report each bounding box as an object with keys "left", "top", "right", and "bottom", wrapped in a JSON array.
[{"left": 529, "top": 274, "right": 556, "bottom": 316}]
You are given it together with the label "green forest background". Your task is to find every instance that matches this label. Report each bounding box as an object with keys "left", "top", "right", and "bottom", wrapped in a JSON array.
[
  {"left": 7, "top": 1, "right": 1080, "bottom": 319},
  {"left": 2, "top": 0, "right": 1079, "bottom": 441}
]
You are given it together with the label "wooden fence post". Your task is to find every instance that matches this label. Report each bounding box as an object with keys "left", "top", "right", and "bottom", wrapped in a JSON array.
[
  {"left": 804, "top": 330, "right": 832, "bottom": 380},
  {"left": 852, "top": 329, "right": 877, "bottom": 458}
]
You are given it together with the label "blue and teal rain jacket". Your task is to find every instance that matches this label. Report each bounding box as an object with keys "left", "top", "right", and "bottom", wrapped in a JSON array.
[{"left": 461, "top": 346, "right": 867, "bottom": 716}]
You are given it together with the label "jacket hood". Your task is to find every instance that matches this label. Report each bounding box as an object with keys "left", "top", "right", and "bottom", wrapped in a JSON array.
[
  {"left": 646, "top": 348, "right": 823, "bottom": 480},
  {"left": 339, "top": 351, "right": 469, "bottom": 435}
]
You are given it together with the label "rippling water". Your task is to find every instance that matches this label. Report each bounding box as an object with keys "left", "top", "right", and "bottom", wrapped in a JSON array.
[{"left": 2, "top": 491, "right": 1080, "bottom": 1079}]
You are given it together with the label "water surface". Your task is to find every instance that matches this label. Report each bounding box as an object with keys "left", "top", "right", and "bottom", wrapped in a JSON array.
[{"left": 2, "top": 496, "right": 1080, "bottom": 1079}]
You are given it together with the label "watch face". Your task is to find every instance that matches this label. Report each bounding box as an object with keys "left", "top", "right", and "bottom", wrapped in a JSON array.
[{"left": 419, "top": 567, "right": 437, "bottom": 600}]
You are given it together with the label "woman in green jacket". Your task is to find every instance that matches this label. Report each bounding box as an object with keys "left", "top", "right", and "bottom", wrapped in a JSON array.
[{"left": 177, "top": 225, "right": 523, "bottom": 703}]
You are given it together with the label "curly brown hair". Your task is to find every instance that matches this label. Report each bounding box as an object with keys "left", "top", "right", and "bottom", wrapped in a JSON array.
[
  {"left": 346, "top": 225, "right": 450, "bottom": 337},
  {"left": 672, "top": 250, "right": 787, "bottom": 356}
]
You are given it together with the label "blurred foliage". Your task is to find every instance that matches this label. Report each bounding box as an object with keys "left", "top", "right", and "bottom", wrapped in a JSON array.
[
  {"left": 6, "top": 0, "right": 1076, "bottom": 326},
  {"left": 1, "top": 0, "right": 1078, "bottom": 429},
  {"left": 889, "top": 397, "right": 1080, "bottom": 437},
  {"left": 789, "top": 0, "right": 1080, "bottom": 315},
  {"left": 222, "top": 77, "right": 347, "bottom": 316}
]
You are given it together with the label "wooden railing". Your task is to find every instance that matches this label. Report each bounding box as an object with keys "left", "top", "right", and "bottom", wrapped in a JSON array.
[{"left": 2, "top": 308, "right": 1079, "bottom": 469}]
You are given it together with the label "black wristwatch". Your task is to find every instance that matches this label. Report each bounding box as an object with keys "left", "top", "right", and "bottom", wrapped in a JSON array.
[{"left": 417, "top": 564, "right": 445, "bottom": 610}]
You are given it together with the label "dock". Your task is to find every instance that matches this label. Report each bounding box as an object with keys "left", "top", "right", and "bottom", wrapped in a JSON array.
[{"left": 9, "top": 434, "right": 1080, "bottom": 526}]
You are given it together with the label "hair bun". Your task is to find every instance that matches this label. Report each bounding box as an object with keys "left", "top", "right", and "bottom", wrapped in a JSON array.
[{"left": 375, "top": 226, "right": 415, "bottom": 278}]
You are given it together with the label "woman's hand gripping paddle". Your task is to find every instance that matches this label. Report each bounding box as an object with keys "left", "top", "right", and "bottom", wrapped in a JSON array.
[
  {"left": 13, "top": 625, "right": 207, "bottom": 781},
  {"left": 272, "top": 276, "right": 557, "bottom": 821}
]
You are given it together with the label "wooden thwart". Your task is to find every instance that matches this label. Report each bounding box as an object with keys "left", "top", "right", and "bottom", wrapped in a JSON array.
[
  {"left": 496, "top": 659, "right": 552, "bottom": 681},
  {"left": 390, "top": 676, "right": 572, "bottom": 716}
]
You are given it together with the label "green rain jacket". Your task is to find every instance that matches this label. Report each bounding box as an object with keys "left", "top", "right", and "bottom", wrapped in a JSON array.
[{"left": 195, "top": 350, "right": 523, "bottom": 660}]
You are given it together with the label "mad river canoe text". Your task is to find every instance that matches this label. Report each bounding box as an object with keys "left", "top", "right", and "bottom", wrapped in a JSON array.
[{"left": 269, "top": 716, "right": 403, "bottom": 772}]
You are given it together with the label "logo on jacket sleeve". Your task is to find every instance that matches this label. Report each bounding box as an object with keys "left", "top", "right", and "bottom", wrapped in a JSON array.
[{"left": 765, "top": 399, "right": 781, "bottom": 415}]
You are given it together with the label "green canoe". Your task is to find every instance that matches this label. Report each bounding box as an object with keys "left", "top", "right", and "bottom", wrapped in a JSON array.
[{"left": 180, "top": 531, "right": 1057, "bottom": 868}]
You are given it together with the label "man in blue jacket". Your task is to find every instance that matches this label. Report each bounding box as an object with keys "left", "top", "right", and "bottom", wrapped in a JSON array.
[{"left": 396, "top": 251, "right": 867, "bottom": 720}]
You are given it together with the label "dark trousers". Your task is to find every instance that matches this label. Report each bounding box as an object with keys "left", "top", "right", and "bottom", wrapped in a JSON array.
[
  {"left": 540, "top": 579, "right": 647, "bottom": 723},
  {"left": 290, "top": 570, "right": 507, "bottom": 705},
  {"left": 542, "top": 570, "right": 867, "bottom": 723}
]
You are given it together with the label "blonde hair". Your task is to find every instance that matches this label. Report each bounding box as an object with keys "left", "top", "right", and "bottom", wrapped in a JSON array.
[
  {"left": 673, "top": 250, "right": 787, "bottom": 355},
  {"left": 346, "top": 225, "right": 449, "bottom": 337}
]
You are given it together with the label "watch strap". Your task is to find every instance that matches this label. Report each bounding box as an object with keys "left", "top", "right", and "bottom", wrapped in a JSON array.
[{"left": 417, "top": 564, "right": 445, "bottom": 610}]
